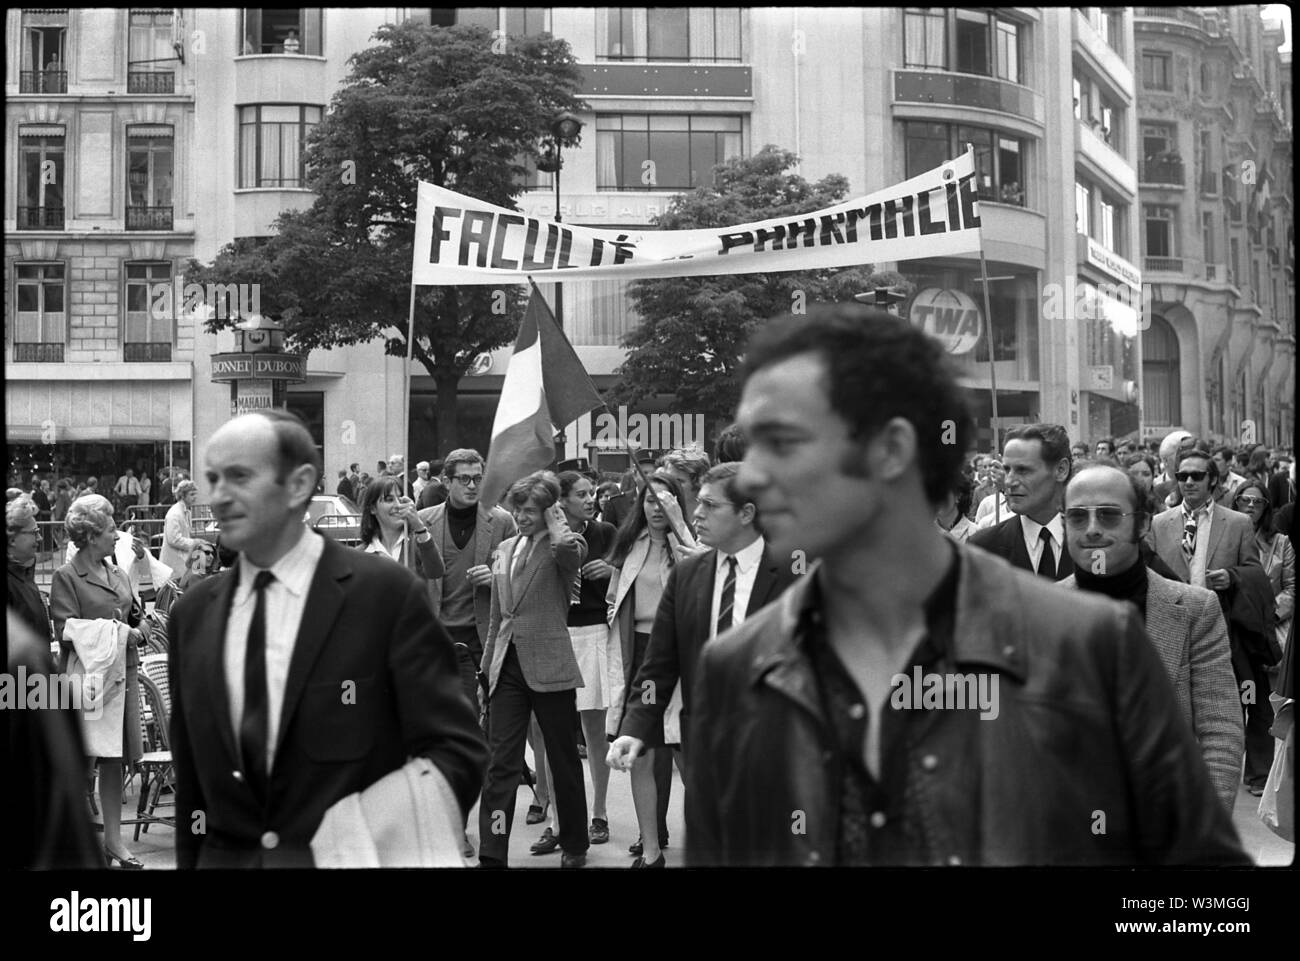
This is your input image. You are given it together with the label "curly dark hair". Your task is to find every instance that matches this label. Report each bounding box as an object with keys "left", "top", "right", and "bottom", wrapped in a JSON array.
[{"left": 740, "top": 303, "right": 976, "bottom": 504}]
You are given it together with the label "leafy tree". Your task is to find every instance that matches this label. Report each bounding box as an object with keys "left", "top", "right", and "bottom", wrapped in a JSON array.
[
  {"left": 610, "top": 145, "right": 910, "bottom": 433},
  {"left": 186, "top": 21, "right": 587, "bottom": 455}
]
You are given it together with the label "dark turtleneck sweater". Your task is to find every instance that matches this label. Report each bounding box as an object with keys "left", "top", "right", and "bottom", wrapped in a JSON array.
[
  {"left": 1074, "top": 554, "right": 1149, "bottom": 621},
  {"left": 446, "top": 501, "right": 477, "bottom": 550}
]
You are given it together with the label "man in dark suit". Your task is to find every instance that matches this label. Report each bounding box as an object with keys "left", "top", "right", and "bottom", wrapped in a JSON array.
[
  {"left": 609, "top": 461, "right": 797, "bottom": 770},
  {"left": 168, "top": 410, "right": 486, "bottom": 869},
  {"left": 968, "top": 423, "right": 1074, "bottom": 580}
]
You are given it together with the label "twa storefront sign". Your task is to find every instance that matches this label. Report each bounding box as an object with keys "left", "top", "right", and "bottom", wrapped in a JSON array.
[{"left": 412, "top": 155, "right": 985, "bottom": 285}]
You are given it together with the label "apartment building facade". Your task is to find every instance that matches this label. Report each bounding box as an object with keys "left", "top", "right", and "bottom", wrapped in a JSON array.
[
  {"left": 6, "top": 8, "right": 1291, "bottom": 488},
  {"left": 1134, "top": 5, "right": 1294, "bottom": 448}
]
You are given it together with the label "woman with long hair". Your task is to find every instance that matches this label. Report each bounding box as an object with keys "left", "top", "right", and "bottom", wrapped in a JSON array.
[
  {"left": 604, "top": 472, "right": 693, "bottom": 867},
  {"left": 357, "top": 474, "right": 444, "bottom": 579}
]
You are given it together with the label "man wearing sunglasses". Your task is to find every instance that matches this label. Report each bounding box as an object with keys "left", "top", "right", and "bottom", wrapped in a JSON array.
[
  {"left": 1148, "top": 449, "right": 1260, "bottom": 593},
  {"left": 1058, "top": 466, "right": 1242, "bottom": 813}
]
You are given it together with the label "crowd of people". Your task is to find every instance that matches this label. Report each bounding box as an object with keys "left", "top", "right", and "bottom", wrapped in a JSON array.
[{"left": 9, "top": 304, "right": 1295, "bottom": 870}]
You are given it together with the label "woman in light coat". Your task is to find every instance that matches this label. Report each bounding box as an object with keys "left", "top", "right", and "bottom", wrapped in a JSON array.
[
  {"left": 50, "top": 497, "right": 146, "bottom": 869},
  {"left": 160, "top": 479, "right": 202, "bottom": 579}
]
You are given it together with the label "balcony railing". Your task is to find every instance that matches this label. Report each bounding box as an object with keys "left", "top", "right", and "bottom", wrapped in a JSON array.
[
  {"left": 1135, "top": 7, "right": 1220, "bottom": 35},
  {"left": 19, "top": 70, "right": 68, "bottom": 93},
  {"left": 127, "top": 71, "right": 175, "bottom": 94},
  {"left": 12, "top": 343, "right": 65, "bottom": 362},
  {"left": 126, "top": 206, "right": 174, "bottom": 230},
  {"left": 1205, "top": 263, "right": 1228, "bottom": 282},
  {"left": 1200, "top": 171, "right": 1219, "bottom": 194},
  {"left": 16, "top": 206, "right": 65, "bottom": 230},
  {"left": 1144, "top": 256, "right": 1184, "bottom": 273},
  {"left": 1139, "top": 158, "right": 1185, "bottom": 185},
  {"left": 894, "top": 69, "right": 1041, "bottom": 122},
  {"left": 123, "top": 342, "right": 173, "bottom": 362}
]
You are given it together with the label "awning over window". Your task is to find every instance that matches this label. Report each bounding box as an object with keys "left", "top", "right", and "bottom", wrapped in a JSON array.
[
  {"left": 19, "top": 125, "right": 65, "bottom": 137},
  {"left": 127, "top": 125, "right": 174, "bottom": 138}
]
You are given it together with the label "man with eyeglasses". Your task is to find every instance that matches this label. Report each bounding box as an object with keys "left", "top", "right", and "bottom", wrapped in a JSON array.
[
  {"left": 1058, "top": 465, "right": 1242, "bottom": 813},
  {"left": 608, "top": 462, "right": 796, "bottom": 778},
  {"left": 417, "top": 449, "right": 517, "bottom": 709},
  {"left": 1148, "top": 449, "right": 1260, "bottom": 592}
]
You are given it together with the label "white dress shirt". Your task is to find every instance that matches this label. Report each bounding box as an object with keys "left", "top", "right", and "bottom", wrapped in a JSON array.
[
  {"left": 1182, "top": 500, "right": 1214, "bottom": 588},
  {"left": 365, "top": 531, "right": 408, "bottom": 563},
  {"left": 708, "top": 535, "right": 766, "bottom": 638},
  {"left": 1019, "top": 513, "right": 1064, "bottom": 574},
  {"left": 224, "top": 528, "right": 325, "bottom": 772},
  {"left": 974, "top": 493, "right": 1011, "bottom": 530}
]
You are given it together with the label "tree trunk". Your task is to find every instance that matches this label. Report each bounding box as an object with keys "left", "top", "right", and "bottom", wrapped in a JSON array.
[{"left": 433, "top": 369, "right": 461, "bottom": 458}]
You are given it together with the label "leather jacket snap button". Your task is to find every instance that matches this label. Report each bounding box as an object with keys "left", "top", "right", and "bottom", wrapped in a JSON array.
[
  {"left": 261, "top": 831, "right": 280, "bottom": 849},
  {"left": 921, "top": 754, "right": 939, "bottom": 771},
  {"left": 870, "top": 811, "right": 887, "bottom": 828}
]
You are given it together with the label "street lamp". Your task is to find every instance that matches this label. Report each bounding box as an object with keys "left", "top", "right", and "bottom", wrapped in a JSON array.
[{"left": 537, "top": 112, "right": 584, "bottom": 332}]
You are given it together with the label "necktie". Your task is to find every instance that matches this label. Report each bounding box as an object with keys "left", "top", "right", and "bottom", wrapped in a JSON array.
[
  {"left": 716, "top": 556, "right": 738, "bottom": 637},
  {"left": 239, "top": 570, "right": 276, "bottom": 797},
  {"left": 1034, "top": 527, "right": 1055, "bottom": 578},
  {"left": 513, "top": 537, "right": 532, "bottom": 588},
  {"left": 1182, "top": 511, "right": 1198, "bottom": 561}
]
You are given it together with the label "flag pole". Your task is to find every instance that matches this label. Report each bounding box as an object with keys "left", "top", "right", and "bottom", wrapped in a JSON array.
[
  {"left": 401, "top": 282, "right": 417, "bottom": 568},
  {"left": 967, "top": 144, "right": 1001, "bottom": 527},
  {"left": 524, "top": 276, "right": 692, "bottom": 547}
]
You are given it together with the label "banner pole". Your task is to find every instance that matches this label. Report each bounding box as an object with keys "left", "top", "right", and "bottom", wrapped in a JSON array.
[
  {"left": 968, "top": 144, "right": 1001, "bottom": 527},
  {"left": 402, "top": 282, "right": 417, "bottom": 568}
]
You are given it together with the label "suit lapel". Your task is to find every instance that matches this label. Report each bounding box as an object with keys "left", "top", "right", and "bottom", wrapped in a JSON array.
[
  {"left": 198, "top": 568, "right": 242, "bottom": 768},
  {"left": 1143, "top": 572, "right": 1187, "bottom": 672},
  {"left": 694, "top": 550, "right": 719, "bottom": 640},
  {"left": 511, "top": 532, "right": 548, "bottom": 609},
  {"left": 747, "top": 546, "right": 780, "bottom": 615},
  {"left": 1205, "top": 504, "right": 1229, "bottom": 569},
  {"left": 274, "top": 539, "right": 348, "bottom": 756},
  {"left": 498, "top": 534, "right": 520, "bottom": 611},
  {"left": 475, "top": 505, "right": 496, "bottom": 567},
  {"left": 1159, "top": 513, "right": 1191, "bottom": 580},
  {"left": 1007, "top": 518, "right": 1032, "bottom": 573}
]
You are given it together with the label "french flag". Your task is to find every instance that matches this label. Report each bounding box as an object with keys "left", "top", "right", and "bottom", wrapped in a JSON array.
[{"left": 480, "top": 289, "right": 604, "bottom": 508}]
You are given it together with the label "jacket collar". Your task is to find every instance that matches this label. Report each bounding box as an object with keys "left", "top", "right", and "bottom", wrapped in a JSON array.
[{"left": 746, "top": 543, "right": 1030, "bottom": 696}]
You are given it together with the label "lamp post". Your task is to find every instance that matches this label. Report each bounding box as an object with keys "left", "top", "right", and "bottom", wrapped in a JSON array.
[
  {"left": 540, "top": 112, "right": 583, "bottom": 460},
  {"left": 542, "top": 111, "right": 584, "bottom": 332}
]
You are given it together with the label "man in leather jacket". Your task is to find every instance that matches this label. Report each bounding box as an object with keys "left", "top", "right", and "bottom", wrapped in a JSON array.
[{"left": 684, "top": 305, "right": 1247, "bottom": 867}]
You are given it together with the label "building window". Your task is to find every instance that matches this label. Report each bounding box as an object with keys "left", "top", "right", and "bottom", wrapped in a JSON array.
[
  {"left": 1199, "top": 62, "right": 1211, "bottom": 96},
  {"left": 903, "top": 122, "right": 1027, "bottom": 206},
  {"left": 1201, "top": 211, "right": 1215, "bottom": 263},
  {"left": 14, "top": 264, "right": 66, "bottom": 362},
  {"left": 128, "top": 9, "right": 175, "bottom": 94},
  {"left": 239, "top": 104, "right": 322, "bottom": 188},
  {"left": 904, "top": 8, "right": 946, "bottom": 69},
  {"left": 240, "top": 9, "right": 322, "bottom": 55},
  {"left": 18, "top": 130, "right": 66, "bottom": 230},
  {"left": 596, "top": 8, "right": 741, "bottom": 62},
  {"left": 1142, "top": 314, "right": 1180, "bottom": 426},
  {"left": 127, "top": 128, "right": 175, "bottom": 230},
  {"left": 994, "top": 18, "right": 1019, "bottom": 83},
  {"left": 1140, "top": 122, "right": 1182, "bottom": 184},
  {"left": 515, "top": 150, "right": 554, "bottom": 190},
  {"left": 21, "top": 10, "right": 67, "bottom": 93},
  {"left": 286, "top": 392, "right": 326, "bottom": 470},
  {"left": 1230, "top": 237, "right": 1240, "bottom": 286},
  {"left": 596, "top": 114, "right": 742, "bottom": 191},
  {"left": 124, "top": 263, "right": 173, "bottom": 361},
  {"left": 1099, "top": 9, "right": 1123, "bottom": 55},
  {"left": 1144, "top": 205, "right": 1175, "bottom": 258},
  {"left": 1098, "top": 196, "right": 1115, "bottom": 251},
  {"left": 1075, "top": 182, "right": 1090, "bottom": 236},
  {"left": 453, "top": 8, "right": 551, "bottom": 35},
  {"left": 955, "top": 9, "right": 990, "bottom": 76},
  {"left": 1141, "top": 51, "right": 1171, "bottom": 91}
]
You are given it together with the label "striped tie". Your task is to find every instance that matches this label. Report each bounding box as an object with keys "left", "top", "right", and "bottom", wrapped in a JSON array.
[
  {"left": 1181, "top": 511, "right": 1198, "bottom": 561},
  {"left": 716, "top": 556, "right": 738, "bottom": 638}
]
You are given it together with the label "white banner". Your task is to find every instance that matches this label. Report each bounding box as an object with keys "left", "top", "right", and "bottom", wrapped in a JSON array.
[{"left": 411, "top": 154, "right": 983, "bottom": 286}]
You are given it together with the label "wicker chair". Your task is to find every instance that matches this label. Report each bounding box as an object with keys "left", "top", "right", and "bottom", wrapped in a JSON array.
[{"left": 133, "top": 654, "right": 175, "bottom": 840}]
